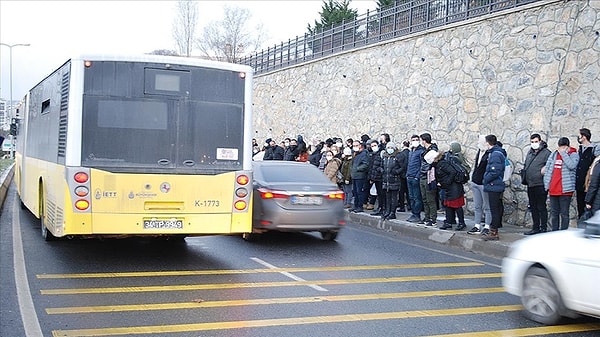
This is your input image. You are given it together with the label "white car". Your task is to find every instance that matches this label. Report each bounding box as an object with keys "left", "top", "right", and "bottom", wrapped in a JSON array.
[{"left": 502, "top": 212, "right": 600, "bottom": 325}]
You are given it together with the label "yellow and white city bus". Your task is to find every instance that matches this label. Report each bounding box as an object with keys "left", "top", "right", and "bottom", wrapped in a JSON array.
[{"left": 14, "top": 54, "right": 253, "bottom": 240}]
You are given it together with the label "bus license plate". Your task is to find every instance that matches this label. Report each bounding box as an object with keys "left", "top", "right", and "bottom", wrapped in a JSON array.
[
  {"left": 143, "top": 219, "right": 184, "bottom": 229},
  {"left": 291, "top": 196, "right": 322, "bottom": 205}
]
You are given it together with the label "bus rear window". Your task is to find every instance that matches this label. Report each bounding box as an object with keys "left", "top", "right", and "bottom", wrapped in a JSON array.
[
  {"left": 98, "top": 100, "right": 167, "bottom": 130},
  {"left": 145, "top": 68, "right": 190, "bottom": 95}
]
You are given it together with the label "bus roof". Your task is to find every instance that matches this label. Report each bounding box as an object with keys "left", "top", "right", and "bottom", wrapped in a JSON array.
[{"left": 70, "top": 53, "right": 253, "bottom": 73}]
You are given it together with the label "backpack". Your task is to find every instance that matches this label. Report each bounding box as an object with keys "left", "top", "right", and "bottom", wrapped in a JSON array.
[{"left": 447, "top": 155, "right": 469, "bottom": 184}]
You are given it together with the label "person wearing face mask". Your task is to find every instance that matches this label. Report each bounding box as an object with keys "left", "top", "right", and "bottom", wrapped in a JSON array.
[
  {"left": 543, "top": 137, "right": 580, "bottom": 231},
  {"left": 283, "top": 138, "right": 300, "bottom": 161},
  {"left": 575, "top": 128, "right": 600, "bottom": 218},
  {"left": 380, "top": 142, "right": 403, "bottom": 220},
  {"left": 367, "top": 140, "right": 384, "bottom": 214},
  {"left": 522, "top": 133, "right": 551, "bottom": 235},
  {"left": 405, "top": 135, "right": 424, "bottom": 222},
  {"left": 340, "top": 147, "right": 354, "bottom": 208},
  {"left": 467, "top": 135, "right": 492, "bottom": 235},
  {"left": 482, "top": 134, "right": 506, "bottom": 241},
  {"left": 323, "top": 150, "right": 342, "bottom": 184},
  {"left": 350, "top": 141, "right": 370, "bottom": 213}
]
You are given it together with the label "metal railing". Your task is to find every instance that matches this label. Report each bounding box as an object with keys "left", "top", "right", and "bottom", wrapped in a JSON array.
[{"left": 239, "top": 0, "right": 541, "bottom": 74}]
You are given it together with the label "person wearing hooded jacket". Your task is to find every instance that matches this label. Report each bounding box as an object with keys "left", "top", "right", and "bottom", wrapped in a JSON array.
[
  {"left": 522, "top": 133, "right": 552, "bottom": 235},
  {"left": 543, "top": 137, "right": 580, "bottom": 231},
  {"left": 430, "top": 150, "right": 466, "bottom": 230},
  {"left": 379, "top": 142, "right": 403, "bottom": 220},
  {"left": 482, "top": 135, "right": 506, "bottom": 241},
  {"left": 419, "top": 133, "right": 439, "bottom": 226}
]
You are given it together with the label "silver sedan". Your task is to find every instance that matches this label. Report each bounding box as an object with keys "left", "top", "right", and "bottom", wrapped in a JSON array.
[{"left": 246, "top": 161, "right": 345, "bottom": 241}]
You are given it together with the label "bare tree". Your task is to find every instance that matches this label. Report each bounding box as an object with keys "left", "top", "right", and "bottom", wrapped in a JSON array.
[
  {"left": 196, "top": 5, "right": 265, "bottom": 63},
  {"left": 172, "top": 0, "right": 198, "bottom": 57}
]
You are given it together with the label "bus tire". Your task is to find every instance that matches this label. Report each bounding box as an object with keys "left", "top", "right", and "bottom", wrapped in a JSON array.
[{"left": 242, "top": 232, "right": 257, "bottom": 242}]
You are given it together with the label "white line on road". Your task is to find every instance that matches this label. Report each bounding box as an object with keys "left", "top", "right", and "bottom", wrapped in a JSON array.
[
  {"left": 250, "top": 257, "right": 328, "bottom": 292},
  {"left": 12, "top": 193, "right": 44, "bottom": 337}
]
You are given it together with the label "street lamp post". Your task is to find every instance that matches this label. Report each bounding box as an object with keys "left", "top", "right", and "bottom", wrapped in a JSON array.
[{"left": 1, "top": 43, "right": 30, "bottom": 159}]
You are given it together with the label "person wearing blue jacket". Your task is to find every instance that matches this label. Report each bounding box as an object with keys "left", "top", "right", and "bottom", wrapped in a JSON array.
[
  {"left": 482, "top": 134, "right": 506, "bottom": 241},
  {"left": 405, "top": 135, "right": 424, "bottom": 222}
]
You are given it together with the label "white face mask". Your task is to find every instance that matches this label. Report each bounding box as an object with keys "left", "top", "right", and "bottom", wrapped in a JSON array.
[
  {"left": 332, "top": 151, "right": 338, "bottom": 155},
  {"left": 411, "top": 141, "right": 420, "bottom": 148},
  {"left": 336, "top": 142, "right": 343, "bottom": 148},
  {"left": 531, "top": 142, "right": 540, "bottom": 150},
  {"left": 343, "top": 148, "right": 352, "bottom": 156},
  {"left": 352, "top": 146, "right": 359, "bottom": 151},
  {"left": 386, "top": 148, "right": 394, "bottom": 154},
  {"left": 326, "top": 156, "right": 333, "bottom": 161}
]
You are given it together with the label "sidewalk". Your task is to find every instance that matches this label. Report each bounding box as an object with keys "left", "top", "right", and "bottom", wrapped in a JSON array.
[{"left": 347, "top": 208, "right": 527, "bottom": 260}]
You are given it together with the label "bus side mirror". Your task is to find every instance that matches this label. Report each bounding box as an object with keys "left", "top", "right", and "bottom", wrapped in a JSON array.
[{"left": 9, "top": 123, "right": 18, "bottom": 136}]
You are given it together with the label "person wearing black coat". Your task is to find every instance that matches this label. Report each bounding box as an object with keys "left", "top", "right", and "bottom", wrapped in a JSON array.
[
  {"left": 263, "top": 139, "right": 284, "bottom": 160},
  {"left": 368, "top": 140, "right": 385, "bottom": 215},
  {"left": 431, "top": 151, "right": 466, "bottom": 230},
  {"left": 584, "top": 155, "right": 600, "bottom": 215},
  {"left": 380, "top": 142, "right": 403, "bottom": 220}
]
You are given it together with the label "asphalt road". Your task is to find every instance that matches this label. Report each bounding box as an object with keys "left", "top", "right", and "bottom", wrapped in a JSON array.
[{"left": 1, "top": 184, "right": 599, "bottom": 337}]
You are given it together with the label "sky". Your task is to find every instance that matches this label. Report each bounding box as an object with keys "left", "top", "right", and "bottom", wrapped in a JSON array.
[{"left": 0, "top": 0, "right": 377, "bottom": 102}]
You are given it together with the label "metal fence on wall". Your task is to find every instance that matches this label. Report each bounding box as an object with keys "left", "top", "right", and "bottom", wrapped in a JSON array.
[{"left": 239, "top": 0, "right": 540, "bottom": 74}]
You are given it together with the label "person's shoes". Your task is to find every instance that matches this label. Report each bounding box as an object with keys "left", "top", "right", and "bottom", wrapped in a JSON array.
[
  {"left": 524, "top": 229, "right": 540, "bottom": 235},
  {"left": 418, "top": 218, "right": 427, "bottom": 225},
  {"left": 437, "top": 208, "right": 446, "bottom": 214},
  {"left": 381, "top": 212, "right": 390, "bottom": 219},
  {"left": 350, "top": 208, "right": 364, "bottom": 213},
  {"left": 406, "top": 215, "right": 420, "bottom": 223},
  {"left": 424, "top": 220, "right": 435, "bottom": 227},
  {"left": 386, "top": 214, "right": 396, "bottom": 220},
  {"left": 344, "top": 204, "right": 352, "bottom": 209},
  {"left": 371, "top": 210, "right": 383, "bottom": 216},
  {"left": 455, "top": 223, "right": 467, "bottom": 231},
  {"left": 397, "top": 208, "right": 406, "bottom": 212},
  {"left": 467, "top": 227, "right": 480, "bottom": 235},
  {"left": 366, "top": 204, "right": 375, "bottom": 210},
  {"left": 482, "top": 229, "right": 499, "bottom": 241},
  {"left": 439, "top": 223, "right": 453, "bottom": 230},
  {"left": 480, "top": 228, "right": 490, "bottom": 236}
]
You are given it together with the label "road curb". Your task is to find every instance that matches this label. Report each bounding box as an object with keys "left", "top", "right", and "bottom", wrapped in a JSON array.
[
  {"left": 0, "top": 163, "right": 15, "bottom": 210},
  {"left": 347, "top": 211, "right": 519, "bottom": 259}
]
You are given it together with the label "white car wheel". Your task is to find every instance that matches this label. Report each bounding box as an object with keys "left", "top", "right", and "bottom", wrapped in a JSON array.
[{"left": 521, "top": 267, "right": 564, "bottom": 325}]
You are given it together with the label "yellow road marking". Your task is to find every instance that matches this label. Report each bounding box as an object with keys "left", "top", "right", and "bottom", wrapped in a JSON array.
[
  {"left": 36, "top": 262, "right": 483, "bottom": 279},
  {"left": 41, "top": 273, "right": 501, "bottom": 295},
  {"left": 51, "top": 305, "right": 526, "bottom": 336},
  {"left": 427, "top": 324, "right": 600, "bottom": 336},
  {"left": 46, "top": 287, "right": 505, "bottom": 314}
]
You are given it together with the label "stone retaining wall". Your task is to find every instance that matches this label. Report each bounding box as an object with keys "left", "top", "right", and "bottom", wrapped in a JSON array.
[{"left": 252, "top": 0, "right": 600, "bottom": 226}]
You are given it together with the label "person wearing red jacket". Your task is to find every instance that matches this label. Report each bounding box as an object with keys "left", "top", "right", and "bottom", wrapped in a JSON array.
[{"left": 543, "top": 137, "right": 580, "bottom": 231}]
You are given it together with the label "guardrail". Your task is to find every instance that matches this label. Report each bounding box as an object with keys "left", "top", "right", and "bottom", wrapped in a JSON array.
[{"left": 240, "top": 0, "right": 540, "bottom": 74}]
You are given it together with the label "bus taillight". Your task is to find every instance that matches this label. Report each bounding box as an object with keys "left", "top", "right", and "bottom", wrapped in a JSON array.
[
  {"left": 236, "top": 187, "right": 248, "bottom": 198},
  {"left": 75, "top": 199, "right": 90, "bottom": 211},
  {"left": 74, "top": 186, "right": 89, "bottom": 197},
  {"left": 74, "top": 172, "right": 89, "bottom": 183},
  {"left": 84, "top": 60, "right": 92, "bottom": 68},
  {"left": 234, "top": 200, "right": 246, "bottom": 210},
  {"left": 239, "top": 72, "right": 246, "bottom": 79},
  {"left": 237, "top": 175, "right": 249, "bottom": 185}
]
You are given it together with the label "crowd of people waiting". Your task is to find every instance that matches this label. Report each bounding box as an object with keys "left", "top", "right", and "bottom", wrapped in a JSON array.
[{"left": 252, "top": 128, "right": 600, "bottom": 241}]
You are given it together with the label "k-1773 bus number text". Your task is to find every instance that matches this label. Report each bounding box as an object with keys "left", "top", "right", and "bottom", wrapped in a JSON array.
[{"left": 195, "top": 200, "right": 220, "bottom": 207}]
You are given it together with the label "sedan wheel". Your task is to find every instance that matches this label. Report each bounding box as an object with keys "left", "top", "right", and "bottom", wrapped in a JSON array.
[
  {"left": 521, "top": 267, "right": 564, "bottom": 325},
  {"left": 320, "top": 231, "right": 338, "bottom": 241}
]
